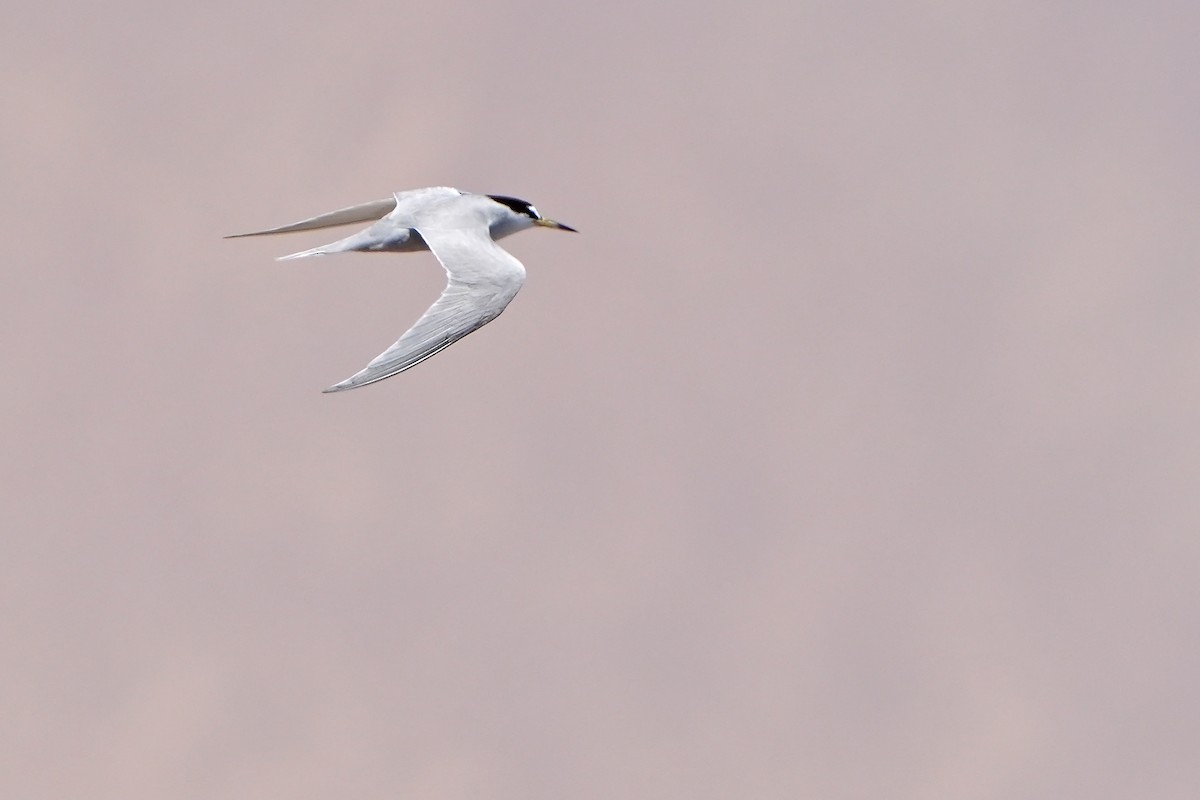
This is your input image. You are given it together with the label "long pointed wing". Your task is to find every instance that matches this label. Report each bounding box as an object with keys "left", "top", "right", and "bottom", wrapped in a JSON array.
[
  {"left": 224, "top": 198, "right": 397, "bottom": 238},
  {"left": 323, "top": 225, "right": 527, "bottom": 392}
]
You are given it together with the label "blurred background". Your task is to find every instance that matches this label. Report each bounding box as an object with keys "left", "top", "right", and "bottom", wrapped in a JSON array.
[{"left": 3, "top": 2, "right": 1199, "bottom": 798}]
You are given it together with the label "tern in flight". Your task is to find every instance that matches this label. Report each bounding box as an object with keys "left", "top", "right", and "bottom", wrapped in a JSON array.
[{"left": 228, "top": 186, "right": 576, "bottom": 392}]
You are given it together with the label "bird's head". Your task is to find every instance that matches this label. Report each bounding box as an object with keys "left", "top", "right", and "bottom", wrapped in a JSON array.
[{"left": 487, "top": 195, "right": 577, "bottom": 233}]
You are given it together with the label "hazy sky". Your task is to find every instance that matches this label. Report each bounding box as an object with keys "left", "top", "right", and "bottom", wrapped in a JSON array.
[{"left": 4, "top": 2, "right": 1199, "bottom": 798}]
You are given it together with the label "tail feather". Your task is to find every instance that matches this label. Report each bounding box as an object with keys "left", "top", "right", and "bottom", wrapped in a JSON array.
[
  {"left": 277, "top": 244, "right": 336, "bottom": 261},
  {"left": 273, "top": 226, "right": 421, "bottom": 261},
  {"left": 275, "top": 229, "right": 376, "bottom": 260}
]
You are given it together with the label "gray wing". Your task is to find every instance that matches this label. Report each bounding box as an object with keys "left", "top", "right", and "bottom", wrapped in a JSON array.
[
  {"left": 224, "top": 197, "right": 397, "bottom": 238},
  {"left": 323, "top": 225, "right": 527, "bottom": 392}
]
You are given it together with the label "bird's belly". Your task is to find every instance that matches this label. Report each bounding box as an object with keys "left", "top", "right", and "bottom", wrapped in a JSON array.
[{"left": 366, "top": 228, "right": 429, "bottom": 253}]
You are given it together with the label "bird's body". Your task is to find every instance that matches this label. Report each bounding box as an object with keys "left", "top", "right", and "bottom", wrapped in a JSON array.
[{"left": 227, "top": 187, "right": 575, "bottom": 392}]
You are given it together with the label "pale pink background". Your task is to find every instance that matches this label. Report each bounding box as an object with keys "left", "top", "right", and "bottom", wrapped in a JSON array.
[{"left": 3, "top": 2, "right": 1199, "bottom": 798}]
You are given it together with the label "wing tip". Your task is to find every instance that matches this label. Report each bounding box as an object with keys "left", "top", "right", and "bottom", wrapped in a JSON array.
[{"left": 322, "top": 373, "right": 368, "bottom": 393}]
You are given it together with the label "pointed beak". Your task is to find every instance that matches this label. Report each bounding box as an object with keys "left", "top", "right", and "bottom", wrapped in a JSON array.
[{"left": 535, "top": 218, "right": 578, "bottom": 232}]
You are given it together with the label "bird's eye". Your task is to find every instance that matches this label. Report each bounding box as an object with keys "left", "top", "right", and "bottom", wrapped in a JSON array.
[{"left": 527, "top": 205, "right": 541, "bottom": 219}]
